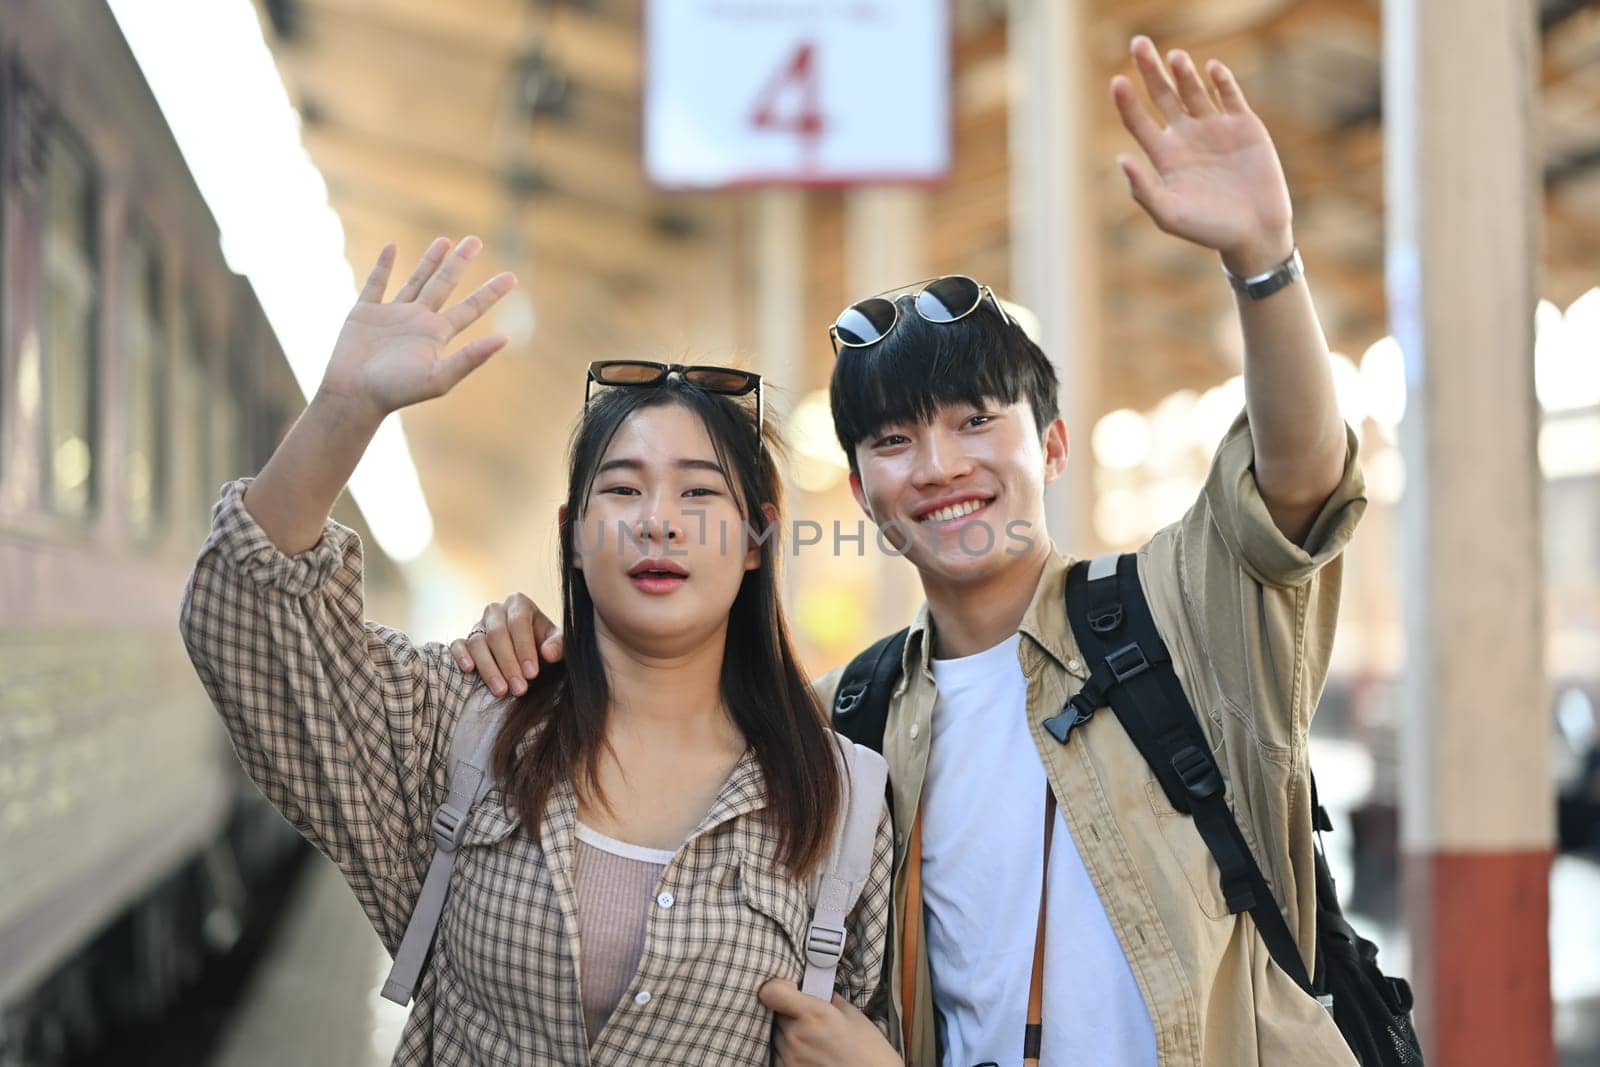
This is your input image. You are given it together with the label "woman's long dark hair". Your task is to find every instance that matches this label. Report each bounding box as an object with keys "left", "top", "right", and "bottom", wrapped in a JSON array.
[{"left": 490, "top": 377, "right": 843, "bottom": 876}]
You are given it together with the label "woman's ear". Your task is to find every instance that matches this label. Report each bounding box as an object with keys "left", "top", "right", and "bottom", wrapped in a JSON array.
[
  {"left": 744, "top": 502, "right": 780, "bottom": 570},
  {"left": 560, "top": 504, "right": 581, "bottom": 569}
]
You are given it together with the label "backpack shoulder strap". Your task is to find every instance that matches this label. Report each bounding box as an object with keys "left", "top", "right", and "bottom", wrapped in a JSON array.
[
  {"left": 830, "top": 629, "right": 910, "bottom": 753},
  {"left": 801, "top": 736, "right": 890, "bottom": 1000},
  {"left": 381, "top": 684, "right": 512, "bottom": 1005},
  {"left": 1064, "top": 552, "right": 1313, "bottom": 995}
]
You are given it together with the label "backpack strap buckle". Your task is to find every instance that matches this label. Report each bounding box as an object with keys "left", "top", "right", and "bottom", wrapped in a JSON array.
[
  {"left": 804, "top": 919, "right": 847, "bottom": 969},
  {"left": 833, "top": 682, "right": 868, "bottom": 719},
  {"left": 431, "top": 801, "right": 471, "bottom": 852},
  {"left": 1105, "top": 643, "right": 1150, "bottom": 683},
  {"left": 1087, "top": 604, "right": 1124, "bottom": 633},
  {"left": 1172, "top": 745, "right": 1224, "bottom": 803}
]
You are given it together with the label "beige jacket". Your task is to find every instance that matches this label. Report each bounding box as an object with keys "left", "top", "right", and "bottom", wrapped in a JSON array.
[{"left": 815, "top": 414, "right": 1367, "bottom": 1066}]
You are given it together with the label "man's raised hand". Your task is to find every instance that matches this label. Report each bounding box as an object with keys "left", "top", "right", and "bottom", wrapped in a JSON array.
[{"left": 1110, "top": 36, "right": 1296, "bottom": 277}]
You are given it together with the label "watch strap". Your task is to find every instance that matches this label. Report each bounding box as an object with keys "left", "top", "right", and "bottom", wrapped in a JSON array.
[{"left": 1224, "top": 247, "right": 1303, "bottom": 301}]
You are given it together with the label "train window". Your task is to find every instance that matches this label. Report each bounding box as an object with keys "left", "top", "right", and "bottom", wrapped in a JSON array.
[
  {"left": 123, "top": 227, "right": 166, "bottom": 537},
  {"left": 174, "top": 307, "right": 211, "bottom": 528},
  {"left": 42, "top": 126, "right": 99, "bottom": 518},
  {"left": 210, "top": 321, "right": 248, "bottom": 492}
]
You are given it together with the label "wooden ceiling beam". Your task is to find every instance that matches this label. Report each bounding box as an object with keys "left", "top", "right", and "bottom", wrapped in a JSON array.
[
  {"left": 281, "top": 0, "right": 643, "bottom": 100},
  {"left": 293, "top": 82, "right": 707, "bottom": 235},
  {"left": 301, "top": 125, "right": 714, "bottom": 274}
]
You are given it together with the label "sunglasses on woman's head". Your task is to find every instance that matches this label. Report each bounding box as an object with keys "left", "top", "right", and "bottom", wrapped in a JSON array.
[
  {"left": 584, "top": 360, "right": 764, "bottom": 435},
  {"left": 828, "top": 274, "right": 1013, "bottom": 356}
]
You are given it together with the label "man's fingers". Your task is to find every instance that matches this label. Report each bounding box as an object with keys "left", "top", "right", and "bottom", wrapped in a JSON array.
[
  {"left": 1130, "top": 36, "right": 1183, "bottom": 123},
  {"left": 1110, "top": 75, "right": 1163, "bottom": 160},
  {"left": 417, "top": 235, "right": 482, "bottom": 312},
  {"left": 359, "top": 244, "right": 396, "bottom": 304},
  {"left": 504, "top": 594, "right": 544, "bottom": 679},
  {"left": 481, "top": 603, "right": 526, "bottom": 696},
  {"left": 526, "top": 598, "right": 566, "bottom": 668},
  {"left": 466, "top": 631, "right": 498, "bottom": 681},
  {"left": 1117, "top": 152, "right": 1173, "bottom": 223},
  {"left": 1168, "top": 50, "right": 1217, "bottom": 116},
  {"left": 444, "top": 272, "right": 517, "bottom": 335},
  {"left": 394, "top": 237, "right": 450, "bottom": 303},
  {"left": 472, "top": 640, "right": 509, "bottom": 696}
]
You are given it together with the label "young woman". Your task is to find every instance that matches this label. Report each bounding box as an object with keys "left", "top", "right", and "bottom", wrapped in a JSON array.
[{"left": 179, "top": 238, "right": 892, "bottom": 1065}]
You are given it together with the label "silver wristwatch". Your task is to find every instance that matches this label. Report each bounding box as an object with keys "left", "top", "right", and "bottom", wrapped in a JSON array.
[{"left": 1223, "top": 247, "right": 1303, "bottom": 301}]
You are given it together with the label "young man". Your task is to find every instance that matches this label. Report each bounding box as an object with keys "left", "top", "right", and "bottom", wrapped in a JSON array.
[{"left": 453, "top": 38, "right": 1364, "bottom": 1066}]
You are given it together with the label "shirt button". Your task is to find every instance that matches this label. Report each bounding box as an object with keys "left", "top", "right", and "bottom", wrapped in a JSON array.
[
  {"left": 1068, "top": 658, "right": 1084, "bottom": 673},
  {"left": 634, "top": 990, "right": 652, "bottom": 1006},
  {"left": 909, "top": 723, "right": 921, "bottom": 739},
  {"left": 656, "top": 892, "right": 675, "bottom": 909}
]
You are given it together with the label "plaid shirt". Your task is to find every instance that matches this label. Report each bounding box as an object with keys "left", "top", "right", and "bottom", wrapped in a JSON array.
[{"left": 179, "top": 478, "right": 893, "bottom": 1066}]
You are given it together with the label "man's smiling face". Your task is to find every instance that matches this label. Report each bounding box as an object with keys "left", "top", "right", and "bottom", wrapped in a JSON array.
[{"left": 850, "top": 398, "right": 1068, "bottom": 585}]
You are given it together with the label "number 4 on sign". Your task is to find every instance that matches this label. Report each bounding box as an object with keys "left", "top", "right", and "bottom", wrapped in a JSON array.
[{"left": 749, "top": 42, "right": 826, "bottom": 157}]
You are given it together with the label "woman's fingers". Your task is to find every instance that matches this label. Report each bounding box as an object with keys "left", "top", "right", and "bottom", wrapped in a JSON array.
[
  {"left": 444, "top": 272, "right": 518, "bottom": 335},
  {"left": 450, "top": 637, "right": 476, "bottom": 673},
  {"left": 1131, "top": 36, "right": 1184, "bottom": 123},
  {"left": 1168, "top": 50, "right": 1217, "bottom": 116},
  {"left": 1208, "top": 59, "right": 1250, "bottom": 115},
  {"left": 431, "top": 334, "right": 509, "bottom": 398},
  {"left": 417, "top": 235, "right": 482, "bottom": 311},
  {"left": 359, "top": 244, "right": 397, "bottom": 304},
  {"left": 394, "top": 237, "right": 450, "bottom": 303}
]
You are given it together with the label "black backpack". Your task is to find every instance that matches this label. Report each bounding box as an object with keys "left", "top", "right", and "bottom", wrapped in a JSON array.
[{"left": 830, "top": 553, "right": 1424, "bottom": 1067}]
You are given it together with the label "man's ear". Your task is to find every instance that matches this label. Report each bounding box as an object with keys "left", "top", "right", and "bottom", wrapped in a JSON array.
[
  {"left": 744, "top": 502, "right": 781, "bottom": 570},
  {"left": 848, "top": 471, "right": 876, "bottom": 522},
  {"left": 1042, "top": 418, "right": 1070, "bottom": 484}
]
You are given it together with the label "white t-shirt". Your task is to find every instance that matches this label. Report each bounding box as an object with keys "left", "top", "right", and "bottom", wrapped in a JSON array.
[{"left": 923, "top": 633, "right": 1157, "bottom": 1067}]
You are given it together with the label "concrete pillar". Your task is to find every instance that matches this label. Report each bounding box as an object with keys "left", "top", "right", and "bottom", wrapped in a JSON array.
[
  {"left": 1006, "top": 0, "right": 1100, "bottom": 555},
  {"left": 1383, "top": 0, "right": 1552, "bottom": 1061},
  {"left": 753, "top": 190, "right": 807, "bottom": 422},
  {"left": 844, "top": 186, "right": 931, "bottom": 636},
  {"left": 750, "top": 189, "right": 808, "bottom": 608}
]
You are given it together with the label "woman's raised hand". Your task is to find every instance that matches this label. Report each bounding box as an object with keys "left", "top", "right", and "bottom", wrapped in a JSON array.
[{"left": 317, "top": 237, "right": 518, "bottom": 421}]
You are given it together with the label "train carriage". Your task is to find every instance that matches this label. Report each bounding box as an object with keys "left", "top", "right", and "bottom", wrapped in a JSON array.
[{"left": 0, "top": 2, "right": 409, "bottom": 1059}]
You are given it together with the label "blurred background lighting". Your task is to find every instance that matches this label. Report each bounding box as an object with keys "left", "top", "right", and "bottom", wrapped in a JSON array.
[
  {"left": 1090, "top": 408, "right": 1153, "bottom": 470},
  {"left": 106, "top": 0, "right": 435, "bottom": 562}
]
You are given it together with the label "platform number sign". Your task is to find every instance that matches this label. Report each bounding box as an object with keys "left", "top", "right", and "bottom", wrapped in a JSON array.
[{"left": 644, "top": 1, "right": 951, "bottom": 188}]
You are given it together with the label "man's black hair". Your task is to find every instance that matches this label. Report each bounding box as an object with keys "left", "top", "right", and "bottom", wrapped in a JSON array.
[{"left": 829, "top": 293, "right": 1061, "bottom": 474}]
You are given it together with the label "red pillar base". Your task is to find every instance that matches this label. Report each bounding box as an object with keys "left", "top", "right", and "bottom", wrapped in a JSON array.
[{"left": 1404, "top": 848, "right": 1554, "bottom": 1066}]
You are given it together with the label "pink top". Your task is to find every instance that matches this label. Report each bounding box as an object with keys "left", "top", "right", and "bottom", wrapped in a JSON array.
[{"left": 573, "top": 823, "right": 674, "bottom": 1045}]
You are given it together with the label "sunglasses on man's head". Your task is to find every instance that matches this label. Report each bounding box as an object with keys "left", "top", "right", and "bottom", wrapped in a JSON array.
[
  {"left": 584, "top": 360, "right": 764, "bottom": 435},
  {"left": 828, "top": 274, "right": 1013, "bottom": 356}
]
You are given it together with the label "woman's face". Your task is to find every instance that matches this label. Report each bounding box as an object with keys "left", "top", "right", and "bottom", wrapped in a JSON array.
[{"left": 573, "top": 403, "right": 766, "bottom": 657}]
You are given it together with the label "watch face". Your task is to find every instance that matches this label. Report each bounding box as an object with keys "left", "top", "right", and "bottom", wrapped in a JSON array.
[{"left": 1234, "top": 250, "right": 1302, "bottom": 300}]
